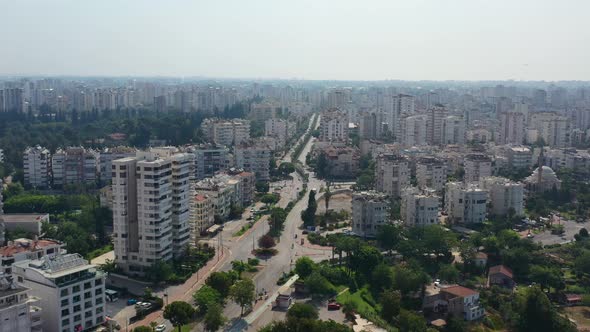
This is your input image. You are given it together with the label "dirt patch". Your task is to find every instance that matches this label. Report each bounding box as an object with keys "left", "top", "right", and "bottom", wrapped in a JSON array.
[
  {"left": 563, "top": 306, "right": 590, "bottom": 331},
  {"left": 317, "top": 193, "right": 352, "bottom": 214}
]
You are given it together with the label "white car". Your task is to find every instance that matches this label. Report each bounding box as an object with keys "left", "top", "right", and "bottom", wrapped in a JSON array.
[{"left": 155, "top": 324, "right": 166, "bottom": 332}]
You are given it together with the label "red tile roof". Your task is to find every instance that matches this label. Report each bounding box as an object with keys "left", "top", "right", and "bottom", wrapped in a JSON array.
[
  {"left": 0, "top": 239, "right": 61, "bottom": 257},
  {"left": 489, "top": 265, "right": 513, "bottom": 279},
  {"left": 441, "top": 285, "right": 478, "bottom": 298}
]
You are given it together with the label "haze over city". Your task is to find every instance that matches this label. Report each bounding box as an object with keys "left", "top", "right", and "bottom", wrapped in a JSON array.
[{"left": 2, "top": 0, "right": 590, "bottom": 81}]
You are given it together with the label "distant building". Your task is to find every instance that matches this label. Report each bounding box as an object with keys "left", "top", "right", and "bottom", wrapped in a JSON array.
[
  {"left": 189, "top": 194, "right": 214, "bottom": 242},
  {"left": 265, "top": 118, "right": 296, "bottom": 149},
  {"left": 442, "top": 116, "right": 466, "bottom": 145},
  {"left": 352, "top": 191, "right": 389, "bottom": 238},
  {"left": 23, "top": 146, "right": 51, "bottom": 189},
  {"left": 201, "top": 118, "right": 251, "bottom": 147},
  {"left": 316, "top": 145, "right": 360, "bottom": 179},
  {"left": 98, "top": 146, "right": 136, "bottom": 184},
  {"left": 249, "top": 102, "right": 277, "bottom": 124},
  {"left": 498, "top": 112, "right": 525, "bottom": 145},
  {"left": 400, "top": 115, "right": 427, "bottom": 147},
  {"left": 319, "top": 108, "right": 348, "bottom": 142},
  {"left": 375, "top": 154, "right": 410, "bottom": 198},
  {"left": 0, "top": 273, "right": 43, "bottom": 332},
  {"left": 13, "top": 254, "right": 106, "bottom": 332},
  {"left": 530, "top": 112, "right": 567, "bottom": 147},
  {"left": 464, "top": 154, "right": 492, "bottom": 183},
  {"left": 445, "top": 182, "right": 488, "bottom": 224},
  {"left": 186, "top": 144, "right": 232, "bottom": 180},
  {"left": 506, "top": 146, "right": 532, "bottom": 169},
  {"left": 426, "top": 106, "right": 448, "bottom": 145},
  {"left": 401, "top": 187, "right": 440, "bottom": 227},
  {"left": 524, "top": 166, "right": 561, "bottom": 193},
  {"left": 359, "top": 110, "right": 385, "bottom": 140}
]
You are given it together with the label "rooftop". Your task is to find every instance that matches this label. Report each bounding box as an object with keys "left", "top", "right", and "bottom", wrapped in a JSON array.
[
  {"left": 441, "top": 285, "right": 478, "bottom": 298},
  {"left": 0, "top": 238, "right": 62, "bottom": 257},
  {"left": 489, "top": 265, "right": 513, "bottom": 279}
]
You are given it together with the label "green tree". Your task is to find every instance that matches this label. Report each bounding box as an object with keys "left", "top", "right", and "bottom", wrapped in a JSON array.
[
  {"left": 305, "top": 271, "right": 334, "bottom": 297},
  {"left": 372, "top": 263, "right": 394, "bottom": 292},
  {"left": 132, "top": 326, "right": 153, "bottom": 332},
  {"left": 229, "top": 278, "right": 255, "bottom": 316},
  {"left": 206, "top": 272, "right": 234, "bottom": 298},
  {"left": 518, "top": 287, "right": 576, "bottom": 332},
  {"left": 528, "top": 265, "right": 562, "bottom": 293},
  {"left": 376, "top": 224, "right": 402, "bottom": 251},
  {"left": 302, "top": 190, "right": 317, "bottom": 227},
  {"left": 286, "top": 303, "right": 319, "bottom": 320},
  {"left": 278, "top": 162, "right": 296, "bottom": 176},
  {"left": 258, "top": 234, "right": 276, "bottom": 249},
  {"left": 147, "top": 261, "right": 174, "bottom": 283},
  {"left": 398, "top": 309, "right": 427, "bottom": 332},
  {"left": 203, "top": 303, "right": 226, "bottom": 332},
  {"left": 438, "top": 264, "right": 460, "bottom": 283},
  {"left": 350, "top": 245, "right": 382, "bottom": 278},
  {"left": 380, "top": 289, "right": 401, "bottom": 323},
  {"left": 295, "top": 256, "right": 317, "bottom": 279},
  {"left": 163, "top": 301, "right": 195, "bottom": 332},
  {"left": 261, "top": 193, "right": 280, "bottom": 205},
  {"left": 2, "top": 182, "right": 24, "bottom": 199},
  {"left": 193, "top": 285, "right": 222, "bottom": 315},
  {"left": 256, "top": 181, "right": 270, "bottom": 193},
  {"left": 392, "top": 265, "right": 429, "bottom": 297}
]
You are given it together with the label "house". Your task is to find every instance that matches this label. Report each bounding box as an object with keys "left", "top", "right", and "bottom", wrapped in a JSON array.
[
  {"left": 488, "top": 265, "right": 515, "bottom": 289},
  {"left": 473, "top": 252, "right": 488, "bottom": 268},
  {"left": 423, "top": 285, "right": 485, "bottom": 321},
  {"left": 561, "top": 294, "right": 582, "bottom": 306}
]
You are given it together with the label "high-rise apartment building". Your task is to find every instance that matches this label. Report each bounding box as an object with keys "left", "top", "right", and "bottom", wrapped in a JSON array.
[
  {"left": 445, "top": 182, "right": 488, "bottom": 224},
  {"left": 384, "top": 94, "right": 415, "bottom": 139},
  {"left": 51, "top": 147, "right": 99, "bottom": 187},
  {"left": 375, "top": 154, "right": 410, "bottom": 198},
  {"left": 0, "top": 88, "right": 25, "bottom": 113},
  {"left": 416, "top": 157, "right": 447, "bottom": 192},
  {"left": 426, "top": 106, "right": 448, "bottom": 145},
  {"left": 112, "top": 150, "right": 191, "bottom": 275},
  {"left": 359, "top": 110, "right": 385, "bottom": 140},
  {"left": 464, "top": 154, "right": 492, "bottom": 183},
  {"left": 530, "top": 112, "right": 568, "bottom": 147},
  {"left": 0, "top": 273, "right": 43, "bottom": 332},
  {"left": 201, "top": 118, "right": 251, "bottom": 147},
  {"left": 23, "top": 146, "right": 52, "bottom": 189},
  {"left": 234, "top": 142, "right": 272, "bottom": 181},
  {"left": 265, "top": 118, "right": 295, "bottom": 148},
  {"left": 401, "top": 187, "right": 440, "bottom": 227},
  {"left": 480, "top": 177, "right": 524, "bottom": 217},
  {"left": 13, "top": 254, "right": 106, "bottom": 332},
  {"left": 498, "top": 112, "right": 525, "bottom": 144},
  {"left": 187, "top": 144, "right": 232, "bottom": 180},
  {"left": 442, "top": 116, "right": 466, "bottom": 145},
  {"left": 249, "top": 102, "right": 277, "bottom": 124},
  {"left": 98, "top": 146, "right": 137, "bottom": 184},
  {"left": 319, "top": 109, "right": 348, "bottom": 142},
  {"left": 352, "top": 191, "right": 389, "bottom": 238},
  {"left": 400, "top": 115, "right": 427, "bottom": 147}
]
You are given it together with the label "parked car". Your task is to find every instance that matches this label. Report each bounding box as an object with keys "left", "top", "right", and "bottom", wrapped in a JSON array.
[
  {"left": 127, "top": 299, "right": 137, "bottom": 306},
  {"left": 155, "top": 324, "right": 166, "bottom": 332},
  {"left": 328, "top": 302, "right": 341, "bottom": 310}
]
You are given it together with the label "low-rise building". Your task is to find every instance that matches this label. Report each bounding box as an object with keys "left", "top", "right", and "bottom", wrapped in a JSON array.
[
  {"left": 189, "top": 194, "right": 214, "bottom": 242},
  {"left": 52, "top": 147, "right": 99, "bottom": 187},
  {"left": 506, "top": 146, "right": 532, "bottom": 169},
  {"left": 464, "top": 154, "right": 492, "bottom": 183},
  {"left": 0, "top": 273, "right": 43, "bottom": 332},
  {"left": 186, "top": 144, "right": 232, "bottom": 180},
  {"left": 0, "top": 238, "right": 64, "bottom": 276},
  {"left": 416, "top": 157, "right": 447, "bottom": 192},
  {"left": 2, "top": 214, "right": 50, "bottom": 235},
  {"left": 352, "top": 191, "right": 389, "bottom": 238},
  {"left": 423, "top": 285, "right": 485, "bottom": 321},
  {"left": 487, "top": 265, "right": 515, "bottom": 289},
  {"left": 13, "top": 254, "right": 106, "bottom": 332}
]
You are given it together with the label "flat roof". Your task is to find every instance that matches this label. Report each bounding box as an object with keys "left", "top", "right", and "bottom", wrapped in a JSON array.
[{"left": 2, "top": 214, "right": 49, "bottom": 222}]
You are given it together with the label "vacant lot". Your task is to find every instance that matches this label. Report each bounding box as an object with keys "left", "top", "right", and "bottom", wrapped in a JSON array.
[
  {"left": 563, "top": 306, "right": 590, "bottom": 331},
  {"left": 317, "top": 193, "right": 352, "bottom": 214}
]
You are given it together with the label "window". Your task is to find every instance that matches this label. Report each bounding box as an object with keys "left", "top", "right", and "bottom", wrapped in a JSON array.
[
  {"left": 74, "top": 314, "right": 81, "bottom": 322},
  {"left": 84, "top": 282, "right": 92, "bottom": 289},
  {"left": 61, "top": 299, "right": 69, "bottom": 307},
  {"left": 60, "top": 289, "right": 69, "bottom": 297},
  {"left": 61, "top": 309, "right": 70, "bottom": 316},
  {"left": 73, "top": 305, "right": 81, "bottom": 313},
  {"left": 62, "top": 318, "right": 70, "bottom": 326}
]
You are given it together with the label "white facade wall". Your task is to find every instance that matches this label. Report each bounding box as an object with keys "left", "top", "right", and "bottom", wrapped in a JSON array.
[
  {"left": 375, "top": 155, "right": 410, "bottom": 198},
  {"left": 23, "top": 146, "right": 51, "bottom": 188},
  {"left": 352, "top": 191, "right": 389, "bottom": 238},
  {"left": 401, "top": 187, "right": 440, "bottom": 227}
]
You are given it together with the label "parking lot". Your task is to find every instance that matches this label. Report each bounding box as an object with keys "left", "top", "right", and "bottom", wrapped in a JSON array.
[{"left": 524, "top": 219, "right": 587, "bottom": 246}]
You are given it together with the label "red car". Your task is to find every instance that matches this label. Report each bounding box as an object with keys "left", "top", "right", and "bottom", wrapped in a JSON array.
[{"left": 328, "top": 302, "right": 341, "bottom": 310}]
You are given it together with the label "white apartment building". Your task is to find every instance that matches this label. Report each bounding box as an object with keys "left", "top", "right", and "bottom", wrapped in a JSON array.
[
  {"left": 13, "top": 254, "right": 106, "bottom": 332},
  {"left": 401, "top": 115, "right": 427, "bottom": 147},
  {"left": 52, "top": 147, "right": 99, "bottom": 187},
  {"left": 264, "top": 118, "right": 295, "bottom": 148},
  {"left": 189, "top": 194, "right": 214, "bottom": 243},
  {"left": 352, "top": 191, "right": 389, "bottom": 238},
  {"left": 426, "top": 106, "right": 448, "bottom": 145},
  {"left": 375, "top": 154, "right": 410, "bottom": 198},
  {"left": 0, "top": 238, "right": 64, "bottom": 276},
  {"left": 384, "top": 94, "right": 415, "bottom": 139},
  {"left": 480, "top": 177, "right": 524, "bottom": 217},
  {"left": 185, "top": 144, "right": 232, "bottom": 180},
  {"left": 98, "top": 146, "right": 137, "bottom": 184},
  {"left": 401, "top": 187, "right": 440, "bottom": 227},
  {"left": 319, "top": 109, "right": 348, "bottom": 142},
  {"left": 445, "top": 182, "right": 488, "bottom": 224},
  {"left": 359, "top": 110, "right": 385, "bottom": 140},
  {"left": 442, "top": 116, "right": 466, "bottom": 145},
  {"left": 23, "top": 146, "right": 52, "bottom": 189},
  {"left": 464, "top": 154, "right": 492, "bottom": 183},
  {"left": 506, "top": 146, "right": 532, "bottom": 169},
  {"left": 498, "top": 112, "right": 525, "bottom": 145},
  {"left": 416, "top": 157, "right": 447, "bottom": 192},
  {"left": 112, "top": 150, "right": 191, "bottom": 275},
  {"left": 543, "top": 148, "right": 590, "bottom": 172},
  {"left": 234, "top": 142, "right": 272, "bottom": 181},
  {"left": 530, "top": 112, "right": 568, "bottom": 147},
  {"left": 201, "top": 118, "right": 251, "bottom": 147},
  {"left": 0, "top": 273, "right": 42, "bottom": 332},
  {"left": 193, "top": 174, "right": 242, "bottom": 220}
]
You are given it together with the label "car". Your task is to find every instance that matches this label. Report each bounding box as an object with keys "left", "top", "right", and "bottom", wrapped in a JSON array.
[
  {"left": 247, "top": 216, "right": 254, "bottom": 221},
  {"left": 302, "top": 230, "right": 309, "bottom": 234},
  {"left": 527, "top": 233, "right": 534, "bottom": 239},
  {"left": 134, "top": 302, "right": 145, "bottom": 308},
  {"left": 127, "top": 299, "right": 137, "bottom": 306},
  {"left": 155, "top": 324, "right": 166, "bottom": 332},
  {"left": 328, "top": 302, "right": 341, "bottom": 310}
]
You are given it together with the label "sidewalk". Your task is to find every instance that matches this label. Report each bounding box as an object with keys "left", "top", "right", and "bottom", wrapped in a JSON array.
[{"left": 127, "top": 247, "right": 229, "bottom": 329}]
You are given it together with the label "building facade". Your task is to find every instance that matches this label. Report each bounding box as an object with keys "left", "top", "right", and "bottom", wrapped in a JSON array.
[
  {"left": 401, "top": 187, "right": 440, "bottom": 227},
  {"left": 352, "top": 191, "right": 389, "bottom": 238},
  {"left": 445, "top": 182, "right": 488, "bottom": 224},
  {"left": 23, "top": 146, "right": 52, "bottom": 189},
  {"left": 375, "top": 154, "right": 410, "bottom": 198},
  {"left": 0, "top": 273, "right": 43, "bottom": 332}
]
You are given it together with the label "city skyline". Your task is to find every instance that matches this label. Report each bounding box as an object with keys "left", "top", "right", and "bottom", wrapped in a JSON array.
[{"left": 1, "top": 0, "right": 590, "bottom": 81}]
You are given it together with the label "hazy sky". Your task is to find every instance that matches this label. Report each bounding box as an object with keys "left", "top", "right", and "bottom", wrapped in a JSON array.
[{"left": 1, "top": 0, "right": 589, "bottom": 81}]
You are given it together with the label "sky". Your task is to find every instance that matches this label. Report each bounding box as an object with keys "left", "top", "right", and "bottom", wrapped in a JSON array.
[{"left": 1, "top": 0, "right": 589, "bottom": 81}]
